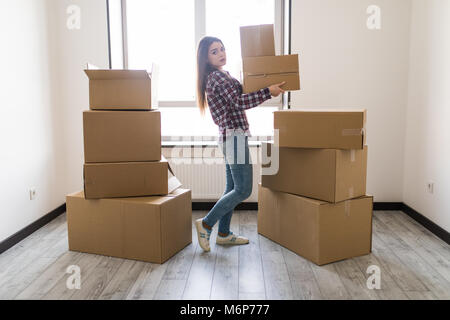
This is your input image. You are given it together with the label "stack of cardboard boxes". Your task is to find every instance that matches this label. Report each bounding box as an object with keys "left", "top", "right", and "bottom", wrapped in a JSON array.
[
  {"left": 65, "top": 67, "right": 192, "bottom": 264},
  {"left": 240, "top": 24, "right": 300, "bottom": 93},
  {"left": 259, "top": 110, "right": 373, "bottom": 265}
]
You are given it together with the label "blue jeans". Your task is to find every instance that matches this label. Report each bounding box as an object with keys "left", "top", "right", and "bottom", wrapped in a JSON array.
[{"left": 202, "top": 134, "right": 253, "bottom": 235}]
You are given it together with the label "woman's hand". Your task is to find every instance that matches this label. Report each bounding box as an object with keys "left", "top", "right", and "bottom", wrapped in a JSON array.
[{"left": 268, "top": 82, "right": 286, "bottom": 97}]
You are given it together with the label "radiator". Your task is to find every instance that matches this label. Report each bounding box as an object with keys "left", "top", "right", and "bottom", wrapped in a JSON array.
[{"left": 163, "top": 146, "right": 260, "bottom": 201}]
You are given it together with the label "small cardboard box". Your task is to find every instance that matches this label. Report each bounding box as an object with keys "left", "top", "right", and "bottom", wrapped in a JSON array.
[
  {"left": 242, "top": 55, "right": 300, "bottom": 93},
  {"left": 84, "top": 160, "right": 182, "bottom": 199},
  {"left": 83, "top": 110, "right": 161, "bottom": 163},
  {"left": 257, "top": 184, "right": 373, "bottom": 266},
  {"left": 261, "top": 143, "right": 368, "bottom": 203},
  {"left": 274, "top": 109, "right": 366, "bottom": 149},
  {"left": 66, "top": 188, "right": 192, "bottom": 264},
  {"left": 240, "top": 24, "right": 275, "bottom": 58},
  {"left": 84, "top": 66, "right": 158, "bottom": 110}
]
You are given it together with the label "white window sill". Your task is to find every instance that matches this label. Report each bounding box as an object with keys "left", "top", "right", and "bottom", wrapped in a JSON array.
[{"left": 162, "top": 139, "right": 273, "bottom": 148}]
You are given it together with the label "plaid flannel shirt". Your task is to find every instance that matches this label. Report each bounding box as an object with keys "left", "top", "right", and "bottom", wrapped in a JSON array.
[{"left": 206, "top": 70, "right": 272, "bottom": 142}]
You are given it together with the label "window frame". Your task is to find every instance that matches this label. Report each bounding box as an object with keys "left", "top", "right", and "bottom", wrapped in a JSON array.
[{"left": 108, "top": 0, "right": 289, "bottom": 109}]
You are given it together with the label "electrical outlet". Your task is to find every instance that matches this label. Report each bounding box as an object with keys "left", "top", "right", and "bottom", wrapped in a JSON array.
[
  {"left": 427, "top": 182, "right": 434, "bottom": 194},
  {"left": 29, "top": 188, "right": 36, "bottom": 200}
]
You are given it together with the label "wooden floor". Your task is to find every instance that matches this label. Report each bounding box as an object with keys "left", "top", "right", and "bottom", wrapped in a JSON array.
[{"left": 0, "top": 210, "right": 449, "bottom": 300}]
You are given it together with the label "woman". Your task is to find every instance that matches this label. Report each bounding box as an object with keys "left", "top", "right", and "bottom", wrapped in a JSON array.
[{"left": 195, "top": 36, "right": 285, "bottom": 252}]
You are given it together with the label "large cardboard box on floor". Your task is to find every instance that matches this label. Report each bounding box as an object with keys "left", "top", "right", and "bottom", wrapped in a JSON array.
[
  {"left": 274, "top": 109, "right": 366, "bottom": 149},
  {"left": 83, "top": 110, "right": 161, "bottom": 163},
  {"left": 257, "top": 184, "right": 373, "bottom": 265},
  {"left": 66, "top": 188, "right": 192, "bottom": 264},
  {"left": 84, "top": 159, "right": 182, "bottom": 199},
  {"left": 240, "top": 24, "right": 300, "bottom": 93},
  {"left": 84, "top": 65, "right": 158, "bottom": 110},
  {"left": 261, "top": 143, "right": 368, "bottom": 203}
]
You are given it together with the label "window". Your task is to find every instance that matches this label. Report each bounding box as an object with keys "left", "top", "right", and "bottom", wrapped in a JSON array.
[
  {"left": 126, "top": 0, "right": 196, "bottom": 102},
  {"left": 107, "top": 0, "right": 287, "bottom": 137}
]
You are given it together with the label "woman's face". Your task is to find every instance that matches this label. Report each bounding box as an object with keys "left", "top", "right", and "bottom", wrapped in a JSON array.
[{"left": 208, "top": 41, "right": 226, "bottom": 69}]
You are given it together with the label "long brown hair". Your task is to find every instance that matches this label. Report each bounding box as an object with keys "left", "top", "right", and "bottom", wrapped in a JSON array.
[{"left": 196, "top": 36, "right": 223, "bottom": 115}]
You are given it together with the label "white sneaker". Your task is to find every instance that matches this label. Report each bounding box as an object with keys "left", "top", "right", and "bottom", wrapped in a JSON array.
[
  {"left": 195, "top": 218, "right": 211, "bottom": 252},
  {"left": 216, "top": 231, "right": 249, "bottom": 245}
]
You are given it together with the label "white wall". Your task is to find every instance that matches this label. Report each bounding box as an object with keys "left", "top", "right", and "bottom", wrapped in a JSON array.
[
  {"left": 48, "top": 0, "right": 110, "bottom": 195},
  {"left": 403, "top": 0, "right": 450, "bottom": 232},
  {"left": 290, "top": 0, "right": 412, "bottom": 202},
  {"left": 0, "top": 0, "right": 109, "bottom": 243},
  {"left": 0, "top": 0, "right": 63, "bottom": 242}
]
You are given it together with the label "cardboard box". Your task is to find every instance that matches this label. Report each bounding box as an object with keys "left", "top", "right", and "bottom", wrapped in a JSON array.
[
  {"left": 261, "top": 143, "right": 368, "bottom": 203},
  {"left": 274, "top": 109, "right": 366, "bottom": 149},
  {"left": 83, "top": 110, "right": 161, "bottom": 163},
  {"left": 240, "top": 24, "right": 275, "bottom": 58},
  {"left": 66, "top": 188, "right": 192, "bottom": 264},
  {"left": 84, "top": 67, "right": 158, "bottom": 110},
  {"left": 239, "top": 24, "right": 300, "bottom": 93},
  {"left": 242, "top": 54, "right": 300, "bottom": 93},
  {"left": 84, "top": 160, "right": 182, "bottom": 199},
  {"left": 257, "top": 184, "right": 373, "bottom": 265}
]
